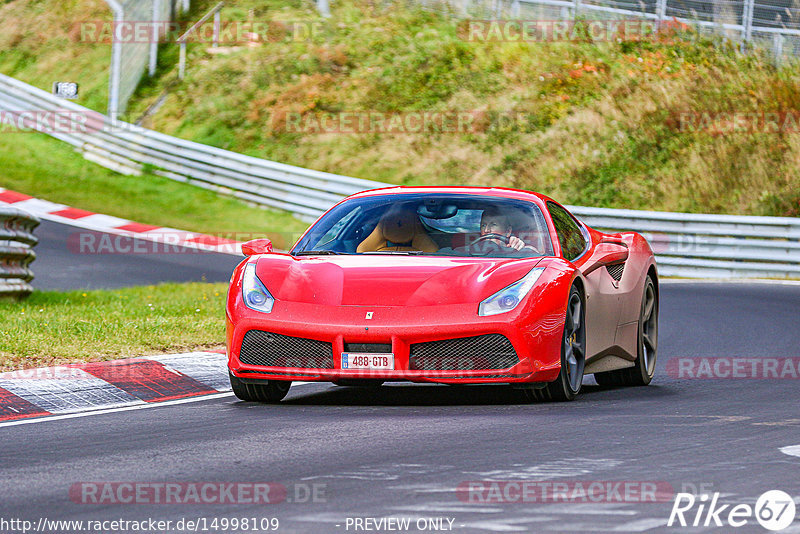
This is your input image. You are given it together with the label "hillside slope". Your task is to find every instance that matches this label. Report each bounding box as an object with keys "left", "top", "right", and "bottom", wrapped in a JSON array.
[{"left": 2, "top": 0, "right": 799, "bottom": 217}]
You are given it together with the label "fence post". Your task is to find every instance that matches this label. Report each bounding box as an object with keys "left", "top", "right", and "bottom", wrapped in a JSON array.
[
  {"left": 741, "top": 0, "right": 754, "bottom": 52},
  {"left": 150, "top": 0, "right": 160, "bottom": 76},
  {"left": 104, "top": 0, "right": 124, "bottom": 119},
  {"left": 213, "top": 10, "right": 221, "bottom": 47},
  {"left": 317, "top": 0, "right": 331, "bottom": 17},
  {"left": 179, "top": 42, "right": 187, "bottom": 79},
  {"left": 772, "top": 33, "right": 783, "bottom": 65},
  {"left": 656, "top": 0, "right": 667, "bottom": 28},
  {"left": 511, "top": 0, "right": 520, "bottom": 17},
  {"left": 573, "top": 0, "right": 581, "bottom": 19},
  {"left": 176, "top": 2, "right": 224, "bottom": 80}
]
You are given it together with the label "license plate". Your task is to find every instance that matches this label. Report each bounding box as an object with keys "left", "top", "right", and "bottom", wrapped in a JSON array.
[{"left": 341, "top": 353, "right": 394, "bottom": 370}]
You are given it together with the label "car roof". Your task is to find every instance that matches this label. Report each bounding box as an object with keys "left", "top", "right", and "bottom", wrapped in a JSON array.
[{"left": 348, "top": 186, "right": 556, "bottom": 206}]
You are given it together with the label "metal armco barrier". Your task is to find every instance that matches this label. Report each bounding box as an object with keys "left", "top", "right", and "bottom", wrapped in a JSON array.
[
  {"left": 0, "top": 74, "right": 385, "bottom": 220},
  {"left": 1, "top": 73, "right": 798, "bottom": 279},
  {"left": 0, "top": 207, "right": 39, "bottom": 297},
  {"left": 568, "top": 206, "right": 800, "bottom": 278}
]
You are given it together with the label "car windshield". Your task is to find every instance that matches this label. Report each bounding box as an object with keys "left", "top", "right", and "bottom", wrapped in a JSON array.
[{"left": 292, "top": 193, "right": 555, "bottom": 258}]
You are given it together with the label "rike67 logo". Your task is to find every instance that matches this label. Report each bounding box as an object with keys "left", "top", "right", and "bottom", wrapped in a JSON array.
[{"left": 668, "top": 490, "right": 796, "bottom": 531}]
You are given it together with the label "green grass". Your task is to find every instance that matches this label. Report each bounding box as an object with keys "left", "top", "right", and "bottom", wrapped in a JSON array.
[
  {"left": 0, "top": 132, "right": 309, "bottom": 249},
  {"left": 0, "top": 0, "right": 113, "bottom": 112},
  {"left": 0, "top": 283, "right": 228, "bottom": 372}
]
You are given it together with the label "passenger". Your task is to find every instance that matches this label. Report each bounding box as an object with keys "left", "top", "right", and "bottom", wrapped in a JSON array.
[{"left": 357, "top": 206, "right": 439, "bottom": 253}]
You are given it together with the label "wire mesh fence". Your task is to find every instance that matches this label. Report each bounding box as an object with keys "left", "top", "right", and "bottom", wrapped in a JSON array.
[
  {"left": 104, "top": 0, "right": 187, "bottom": 118},
  {"left": 421, "top": 0, "right": 800, "bottom": 61}
]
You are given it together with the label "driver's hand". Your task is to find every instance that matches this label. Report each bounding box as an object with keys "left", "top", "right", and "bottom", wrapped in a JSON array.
[{"left": 508, "top": 235, "right": 525, "bottom": 251}]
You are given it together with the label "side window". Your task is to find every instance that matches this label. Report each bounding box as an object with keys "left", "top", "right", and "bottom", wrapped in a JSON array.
[{"left": 547, "top": 202, "right": 587, "bottom": 261}]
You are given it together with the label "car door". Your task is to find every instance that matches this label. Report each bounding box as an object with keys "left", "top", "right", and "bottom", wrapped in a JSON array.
[{"left": 547, "top": 202, "right": 620, "bottom": 359}]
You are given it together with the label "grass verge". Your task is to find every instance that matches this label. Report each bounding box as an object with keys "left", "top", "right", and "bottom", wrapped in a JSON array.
[{"left": 0, "top": 282, "right": 229, "bottom": 372}]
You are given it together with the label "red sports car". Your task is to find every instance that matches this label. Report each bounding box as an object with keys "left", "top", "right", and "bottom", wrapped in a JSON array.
[{"left": 226, "top": 187, "right": 658, "bottom": 402}]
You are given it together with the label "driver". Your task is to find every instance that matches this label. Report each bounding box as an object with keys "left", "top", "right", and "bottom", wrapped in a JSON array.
[{"left": 476, "top": 207, "right": 537, "bottom": 252}]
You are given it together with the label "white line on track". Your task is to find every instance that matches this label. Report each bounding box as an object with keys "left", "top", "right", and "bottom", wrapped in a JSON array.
[
  {"left": 779, "top": 445, "right": 800, "bottom": 457},
  {"left": 0, "top": 381, "right": 316, "bottom": 429},
  {"left": 0, "top": 392, "right": 234, "bottom": 429}
]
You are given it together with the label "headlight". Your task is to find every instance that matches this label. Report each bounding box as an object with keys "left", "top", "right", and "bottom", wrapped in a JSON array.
[
  {"left": 242, "top": 263, "right": 274, "bottom": 313},
  {"left": 478, "top": 267, "right": 545, "bottom": 316}
]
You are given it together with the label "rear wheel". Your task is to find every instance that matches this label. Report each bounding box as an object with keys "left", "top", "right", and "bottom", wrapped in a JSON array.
[
  {"left": 595, "top": 275, "right": 658, "bottom": 386},
  {"left": 523, "top": 285, "right": 585, "bottom": 402},
  {"left": 229, "top": 373, "right": 292, "bottom": 402}
]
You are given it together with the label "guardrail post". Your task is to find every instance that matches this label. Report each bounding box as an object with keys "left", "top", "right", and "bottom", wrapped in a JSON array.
[
  {"left": 573, "top": 0, "right": 581, "bottom": 19},
  {"left": 317, "top": 0, "right": 331, "bottom": 18},
  {"left": 511, "top": 0, "right": 520, "bottom": 17},
  {"left": 0, "top": 207, "right": 39, "bottom": 299}
]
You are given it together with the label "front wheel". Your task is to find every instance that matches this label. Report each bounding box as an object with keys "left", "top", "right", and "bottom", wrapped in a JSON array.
[
  {"left": 523, "top": 285, "right": 586, "bottom": 402},
  {"left": 595, "top": 274, "right": 658, "bottom": 386},
  {"left": 230, "top": 373, "right": 292, "bottom": 403}
]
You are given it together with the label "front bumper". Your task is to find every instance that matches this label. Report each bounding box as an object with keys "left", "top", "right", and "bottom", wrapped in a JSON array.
[{"left": 227, "top": 300, "right": 564, "bottom": 384}]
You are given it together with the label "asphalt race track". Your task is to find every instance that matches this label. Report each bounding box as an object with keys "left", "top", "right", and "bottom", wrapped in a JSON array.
[
  {"left": 2, "top": 222, "right": 800, "bottom": 533},
  {"left": 31, "top": 220, "right": 242, "bottom": 290}
]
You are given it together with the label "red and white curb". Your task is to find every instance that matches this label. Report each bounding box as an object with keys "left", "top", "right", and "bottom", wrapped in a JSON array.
[
  {"left": 0, "top": 351, "right": 232, "bottom": 423},
  {"left": 0, "top": 187, "right": 243, "bottom": 256}
]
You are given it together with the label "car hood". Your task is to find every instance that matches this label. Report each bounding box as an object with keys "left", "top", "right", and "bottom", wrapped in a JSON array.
[{"left": 254, "top": 254, "right": 544, "bottom": 306}]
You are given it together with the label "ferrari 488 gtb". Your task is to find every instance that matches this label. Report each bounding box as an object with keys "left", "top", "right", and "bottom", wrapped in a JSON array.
[{"left": 227, "top": 187, "right": 658, "bottom": 402}]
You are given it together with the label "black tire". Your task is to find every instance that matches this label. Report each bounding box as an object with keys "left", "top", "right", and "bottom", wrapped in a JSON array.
[
  {"left": 229, "top": 373, "right": 292, "bottom": 403},
  {"left": 595, "top": 275, "right": 658, "bottom": 387},
  {"left": 523, "top": 285, "right": 586, "bottom": 402}
]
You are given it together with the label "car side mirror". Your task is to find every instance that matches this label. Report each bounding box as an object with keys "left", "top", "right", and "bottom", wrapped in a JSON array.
[
  {"left": 241, "top": 238, "right": 273, "bottom": 256},
  {"left": 582, "top": 243, "right": 628, "bottom": 276}
]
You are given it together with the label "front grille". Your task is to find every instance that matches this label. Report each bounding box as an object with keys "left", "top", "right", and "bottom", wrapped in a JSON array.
[
  {"left": 409, "top": 334, "right": 519, "bottom": 371},
  {"left": 606, "top": 263, "right": 625, "bottom": 281},
  {"left": 344, "top": 342, "right": 392, "bottom": 353},
  {"left": 239, "top": 370, "right": 322, "bottom": 378},
  {"left": 239, "top": 330, "right": 334, "bottom": 369}
]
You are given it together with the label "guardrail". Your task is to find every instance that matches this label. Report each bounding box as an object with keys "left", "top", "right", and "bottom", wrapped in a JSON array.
[
  {"left": 0, "top": 207, "right": 39, "bottom": 297},
  {"left": 1, "top": 73, "right": 798, "bottom": 278},
  {"left": 568, "top": 206, "right": 800, "bottom": 278},
  {"left": 0, "top": 73, "right": 386, "bottom": 219}
]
